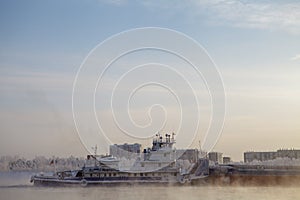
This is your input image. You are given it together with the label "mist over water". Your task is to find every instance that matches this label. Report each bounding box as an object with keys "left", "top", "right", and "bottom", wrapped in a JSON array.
[
  {"left": 1, "top": 184, "right": 300, "bottom": 200},
  {"left": 0, "top": 172, "right": 300, "bottom": 200},
  {"left": 0, "top": 172, "right": 34, "bottom": 187}
]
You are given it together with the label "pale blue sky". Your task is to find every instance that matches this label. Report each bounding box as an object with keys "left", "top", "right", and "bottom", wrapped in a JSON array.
[{"left": 1, "top": 0, "right": 300, "bottom": 160}]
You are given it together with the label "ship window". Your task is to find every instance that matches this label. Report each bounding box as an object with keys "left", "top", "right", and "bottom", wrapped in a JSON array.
[
  {"left": 134, "top": 173, "right": 137, "bottom": 176},
  {"left": 140, "top": 173, "right": 143, "bottom": 176},
  {"left": 109, "top": 173, "right": 111, "bottom": 177},
  {"left": 104, "top": 174, "right": 106, "bottom": 177},
  {"left": 76, "top": 171, "right": 83, "bottom": 177},
  {"left": 113, "top": 173, "right": 116, "bottom": 176},
  {"left": 90, "top": 174, "right": 92, "bottom": 177},
  {"left": 174, "top": 173, "right": 177, "bottom": 176},
  {"left": 141, "top": 163, "right": 144, "bottom": 167},
  {"left": 152, "top": 173, "right": 155, "bottom": 176}
]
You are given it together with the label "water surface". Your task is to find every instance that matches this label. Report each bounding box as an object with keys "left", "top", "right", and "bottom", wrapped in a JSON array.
[{"left": 0, "top": 172, "right": 299, "bottom": 200}]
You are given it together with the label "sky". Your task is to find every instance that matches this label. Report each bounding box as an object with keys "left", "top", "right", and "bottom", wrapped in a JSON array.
[{"left": 0, "top": 0, "right": 300, "bottom": 161}]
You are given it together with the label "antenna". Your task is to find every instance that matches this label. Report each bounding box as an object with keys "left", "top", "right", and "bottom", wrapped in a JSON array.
[
  {"left": 199, "top": 140, "right": 202, "bottom": 151},
  {"left": 91, "top": 145, "right": 98, "bottom": 167}
]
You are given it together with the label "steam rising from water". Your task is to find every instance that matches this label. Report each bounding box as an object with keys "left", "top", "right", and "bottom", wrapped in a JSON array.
[{"left": 0, "top": 172, "right": 300, "bottom": 200}]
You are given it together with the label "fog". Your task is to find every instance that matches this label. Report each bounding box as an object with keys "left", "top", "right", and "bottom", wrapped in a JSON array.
[{"left": 0, "top": 172, "right": 300, "bottom": 200}]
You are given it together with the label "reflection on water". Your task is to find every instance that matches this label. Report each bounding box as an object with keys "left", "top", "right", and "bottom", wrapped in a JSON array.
[{"left": 0, "top": 172, "right": 299, "bottom": 200}]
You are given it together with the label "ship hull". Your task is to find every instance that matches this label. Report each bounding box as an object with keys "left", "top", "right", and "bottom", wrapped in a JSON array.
[{"left": 31, "top": 175, "right": 208, "bottom": 187}]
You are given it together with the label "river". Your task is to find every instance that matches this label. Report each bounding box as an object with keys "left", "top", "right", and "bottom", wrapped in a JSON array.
[{"left": 0, "top": 172, "right": 299, "bottom": 200}]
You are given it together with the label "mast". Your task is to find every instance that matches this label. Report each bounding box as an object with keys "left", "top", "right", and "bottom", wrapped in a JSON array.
[{"left": 92, "top": 145, "right": 97, "bottom": 167}]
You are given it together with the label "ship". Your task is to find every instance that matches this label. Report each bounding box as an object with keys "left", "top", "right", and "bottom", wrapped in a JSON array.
[{"left": 30, "top": 133, "right": 209, "bottom": 186}]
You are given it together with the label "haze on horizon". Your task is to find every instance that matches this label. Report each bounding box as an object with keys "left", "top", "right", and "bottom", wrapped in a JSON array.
[{"left": 0, "top": 0, "right": 300, "bottom": 161}]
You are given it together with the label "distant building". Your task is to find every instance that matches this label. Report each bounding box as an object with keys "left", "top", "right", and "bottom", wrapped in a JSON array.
[
  {"left": 208, "top": 152, "right": 223, "bottom": 164},
  {"left": 109, "top": 143, "right": 141, "bottom": 159},
  {"left": 244, "top": 151, "right": 276, "bottom": 163},
  {"left": 244, "top": 149, "right": 300, "bottom": 163},
  {"left": 223, "top": 156, "right": 231, "bottom": 164},
  {"left": 277, "top": 149, "right": 300, "bottom": 159}
]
